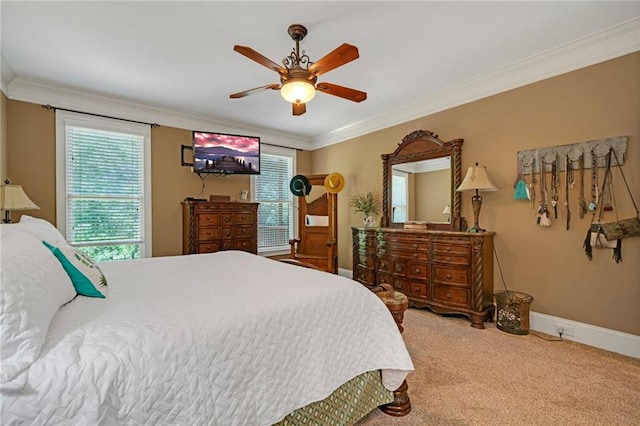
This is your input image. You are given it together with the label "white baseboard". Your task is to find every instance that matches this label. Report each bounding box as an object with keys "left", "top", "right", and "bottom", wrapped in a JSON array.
[
  {"left": 530, "top": 312, "right": 639, "bottom": 359},
  {"left": 338, "top": 267, "right": 352, "bottom": 279}
]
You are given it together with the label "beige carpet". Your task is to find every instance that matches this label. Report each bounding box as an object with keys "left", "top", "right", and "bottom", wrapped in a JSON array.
[{"left": 359, "top": 308, "right": 640, "bottom": 425}]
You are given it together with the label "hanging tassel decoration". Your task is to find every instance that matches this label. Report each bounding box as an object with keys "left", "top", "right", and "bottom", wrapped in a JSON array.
[
  {"left": 583, "top": 228, "right": 593, "bottom": 260},
  {"left": 613, "top": 240, "right": 622, "bottom": 263},
  {"left": 539, "top": 210, "right": 552, "bottom": 227}
]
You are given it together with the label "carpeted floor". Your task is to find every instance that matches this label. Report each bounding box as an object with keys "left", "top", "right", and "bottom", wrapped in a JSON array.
[{"left": 359, "top": 308, "right": 640, "bottom": 425}]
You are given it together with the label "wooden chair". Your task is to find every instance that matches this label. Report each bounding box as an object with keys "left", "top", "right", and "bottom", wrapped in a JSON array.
[{"left": 288, "top": 174, "right": 338, "bottom": 274}]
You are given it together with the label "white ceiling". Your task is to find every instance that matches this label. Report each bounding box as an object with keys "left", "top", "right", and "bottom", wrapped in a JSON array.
[{"left": 2, "top": 1, "right": 639, "bottom": 149}]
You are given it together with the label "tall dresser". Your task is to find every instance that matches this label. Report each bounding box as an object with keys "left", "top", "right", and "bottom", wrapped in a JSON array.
[
  {"left": 182, "top": 200, "right": 259, "bottom": 255},
  {"left": 352, "top": 227, "right": 494, "bottom": 328}
]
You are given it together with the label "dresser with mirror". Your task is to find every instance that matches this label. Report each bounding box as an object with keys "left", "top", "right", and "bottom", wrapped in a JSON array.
[{"left": 352, "top": 130, "right": 495, "bottom": 328}]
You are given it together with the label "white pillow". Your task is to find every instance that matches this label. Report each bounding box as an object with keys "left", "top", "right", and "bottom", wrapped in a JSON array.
[
  {"left": 18, "top": 215, "right": 68, "bottom": 246},
  {"left": 43, "top": 241, "right": 108, "bottom": 298},
  {"left": 306, "top": 214, "right": 329, "bottom": 227},
  {"left": 0, "top": 227, "right": 76, "bottom": 390}
]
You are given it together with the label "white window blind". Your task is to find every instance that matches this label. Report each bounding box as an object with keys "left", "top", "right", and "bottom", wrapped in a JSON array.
[
  {"left": 56, "top": 111, "right": 151, "bottom": 261},
  {"left": 252, "top": 146, "right": 295, "bottom": 253}
]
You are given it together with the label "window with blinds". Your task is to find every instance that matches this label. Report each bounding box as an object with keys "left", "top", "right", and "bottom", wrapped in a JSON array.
[
  {"left": 56, "top": 111, "right": 151, "bottom": 262},
  {"left": 252, "top": 145, "right": 295, "bottom": 253},
  {"left": 392, "top": 170, "right": 408, "bottom": 222}
]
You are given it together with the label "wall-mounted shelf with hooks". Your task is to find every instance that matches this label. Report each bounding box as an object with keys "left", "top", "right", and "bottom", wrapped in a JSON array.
[{"left": 517, "top": 136, "right": 627, "bottom": 174}]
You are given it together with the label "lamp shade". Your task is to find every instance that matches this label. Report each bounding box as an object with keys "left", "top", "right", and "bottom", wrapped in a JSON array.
[
  {"left": 280, "top": 79, "right": 316, "bottom": 104},
  {"left": 456, "top": 164, "right": 498, "bottom": 192},
  {"left": 0, "top": 184, "right": 40, "bottom": 211},
  {"left": 442, "top": 205, "right": 451, "bottom": 215}
]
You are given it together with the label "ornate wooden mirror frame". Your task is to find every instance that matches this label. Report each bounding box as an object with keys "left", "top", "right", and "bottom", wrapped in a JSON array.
[{"left": 381, "top": 129, "right": 464, "bottom": 230}]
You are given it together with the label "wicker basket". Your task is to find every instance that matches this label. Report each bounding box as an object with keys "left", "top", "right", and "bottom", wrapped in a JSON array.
[{"left": 493, "top": 291, "right": 534, "bottom": 335}]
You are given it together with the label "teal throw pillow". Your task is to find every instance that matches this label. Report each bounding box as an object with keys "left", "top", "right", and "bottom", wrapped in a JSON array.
[{"left": 42, "top": 241, "right": 108, "bottom": 298}]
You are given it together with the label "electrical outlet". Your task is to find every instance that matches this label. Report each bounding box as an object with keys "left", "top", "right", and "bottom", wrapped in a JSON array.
[{"left": 555, "top": 324, "right": 575, "bottom": 337}]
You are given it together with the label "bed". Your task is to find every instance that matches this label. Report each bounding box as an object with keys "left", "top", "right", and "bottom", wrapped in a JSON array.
[{"left": 0, "top": 219, "right": 413, "bottom": 425}]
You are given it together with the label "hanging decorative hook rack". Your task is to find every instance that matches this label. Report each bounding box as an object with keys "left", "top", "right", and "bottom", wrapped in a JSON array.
[{"left": 517, "top": 136, "right": 627, "bottom": 175}]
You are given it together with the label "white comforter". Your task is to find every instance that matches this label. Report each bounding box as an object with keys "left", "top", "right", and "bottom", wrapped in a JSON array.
[{"left": 1, "top": 251, "right": 413, "bottom": 425}]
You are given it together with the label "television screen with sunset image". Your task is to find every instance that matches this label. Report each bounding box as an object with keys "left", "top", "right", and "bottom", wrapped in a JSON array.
[{"left": 192, "top": 131, "right": 260, "bottom": 175}]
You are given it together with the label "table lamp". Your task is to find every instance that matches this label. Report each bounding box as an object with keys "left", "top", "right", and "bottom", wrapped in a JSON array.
[
  {"left": 456, "top": 163, "right": 497, "bottom": 232},
  {"left": 442, "top": 205, "right": 451, "bottom": 222},
  {"left": 0, "top": 179, "right": 40, "bottom": 223}
]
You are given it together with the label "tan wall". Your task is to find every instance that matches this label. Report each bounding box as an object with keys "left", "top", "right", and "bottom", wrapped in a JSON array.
[
  {"left": 415, "top": 169, "right": 450, "bottom": 222},
  {"left": 310, "top": 52, "right": 640, "bottom": 335}
]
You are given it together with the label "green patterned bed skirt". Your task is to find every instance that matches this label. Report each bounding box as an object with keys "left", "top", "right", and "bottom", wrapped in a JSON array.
[{"left": 274, "top": 370, "right": 394, "bottom": 426}]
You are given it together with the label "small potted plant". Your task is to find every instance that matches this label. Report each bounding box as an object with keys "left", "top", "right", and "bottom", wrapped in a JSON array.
[{"left": 350, "top": 190, "right": 382, "bottom": 227}]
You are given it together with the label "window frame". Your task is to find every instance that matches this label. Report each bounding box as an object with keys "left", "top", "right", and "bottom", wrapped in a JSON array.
[
  {"left": 251, "top": 144, "right": 296, "bottom": 255},
  {"left": 392, "top": 169, "right": 409, "bottom": 222},
  {"left": 55, "top": 110, "right": 152, "bottom": 258}
]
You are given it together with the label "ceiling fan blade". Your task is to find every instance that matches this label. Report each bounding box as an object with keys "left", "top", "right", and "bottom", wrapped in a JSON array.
[
  {"left": 308, "top": 44, "right": 359, "bottom": 76},
  {"left": 230, "top": 84, "right": 281, "bottom": 99},
  {"left": 292, "top": 103, "right": 306, "bottom": 116},
  {"left": 233, "top": 45, "right": 286, "bottom": 75},
  {"left": 316, "top": 82, "right": 367, "bottom": 103}
]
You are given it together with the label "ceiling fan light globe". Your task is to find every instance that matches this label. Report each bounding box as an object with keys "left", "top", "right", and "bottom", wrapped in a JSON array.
[{"left": 280, "top": 79, "right": 316, "bottom": 104}]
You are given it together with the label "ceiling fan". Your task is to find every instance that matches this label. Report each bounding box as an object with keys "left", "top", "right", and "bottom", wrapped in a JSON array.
[{"left": 229, "top": 24, "right": 367, "bottom": 116}]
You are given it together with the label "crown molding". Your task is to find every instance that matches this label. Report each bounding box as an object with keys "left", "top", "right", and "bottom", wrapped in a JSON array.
[
  {"left": 311, "top": 17, "right": 640, "bottom": 150},
  {"left": 6, "top": 77, "right": 312, "bottom": 151},
  {"left": 1, "top": 53, "right": 16, "bottom": 96}
]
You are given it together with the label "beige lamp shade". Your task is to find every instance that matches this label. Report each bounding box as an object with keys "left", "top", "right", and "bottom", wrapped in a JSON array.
[
  {"left": 1, "top": 184, "right": 40, "bottom": 223},
  {"left": 442, "top": 205, "right": 451, "bottom": 215},
  {"left": 455, "top": 163, "right": 497, "bottom": 232},
  {"left": 456, "top": 164, "right": 498, "bottom": 192}
]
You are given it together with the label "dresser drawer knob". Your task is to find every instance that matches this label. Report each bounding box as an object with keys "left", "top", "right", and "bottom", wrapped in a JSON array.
[
  {"left": 446, "top": 247, "right": 452, "bottom": 252},
  {"left": 413, "top": 253, "right": 418, "bottom": 258},
  {"left": 414, "top": 286, "right": 420, "bottom": 292},
  {"left": 414, "top": 243, "right": 418, "bottom": 249},
  {"left": 415, "top": 268, "right": 420, "bottom": 274},
  {"left": 446, "top": 273, "right": 452, "bottom": 279},
  {"left": 446, "top": 256, "right": 451, "bottom": 262},
  {"left": 395, "top": 264, "right": 403, "bottom": 272},
  {"left": 447, "top": 293, "right": 452, "bottom": 299}
]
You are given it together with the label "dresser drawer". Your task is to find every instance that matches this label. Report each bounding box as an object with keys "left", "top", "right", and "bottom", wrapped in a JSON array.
[
  {"left": 378, "top": 257, "right": 393, "bottom": 274},
  {"left": 198, "top": 241, "right": 221, "bottom": 253},
  {"left": 433, "top": 266, "right": 469, "bottom": 286},
  {"left": 197, "top": 227, "right": 221, "bottom": 241},
  {"left": 234, "top": 239, "right": 254, "bottom": 252},
  {"left": 378, "top": 247, "right": 428, "bottom": 261},
  {"left": 432, "top": 253, "right": 470, "bottom": 266},
  {"left": 408, "top": 261, "right": 429, "bottom": 280},
  {"left": 235, "top": 225, "right": 253, "bottom": 239},
  {"left": 197, "top": 213, "right": 221, "bottom": 227},
  {"left": 380, "top": 238, "right": 430, "bottom": 252},
  {"left": 431, "top": 241, "right": 470, "bottom": 257},
  {"left": 221, "top": 226, "right": 235, "bottom": 239},
  {"left": 234, "top": 212, "right": 254, "bottom": 224},
  {"left": 433, "top": 285, "right": 469, "bottom": 308},
  {"left": 354, "top": 265, "right": 375, "bottom": 286},
  {"left": 406, "top": 282, "right": 428, "bottom": 298}
]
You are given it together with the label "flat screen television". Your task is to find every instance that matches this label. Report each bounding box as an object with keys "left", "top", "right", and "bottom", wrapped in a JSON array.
[{"left": 192, "top": 131, "right": 260, "bottom": 175}]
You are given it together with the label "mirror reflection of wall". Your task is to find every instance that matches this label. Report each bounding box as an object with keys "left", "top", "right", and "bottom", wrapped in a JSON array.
[
  {"left": 391, "top": 156, "right": 451, "bottom": 223},
  {"left": 415, "top": 168, "right": 451, "bottom": 223}
]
